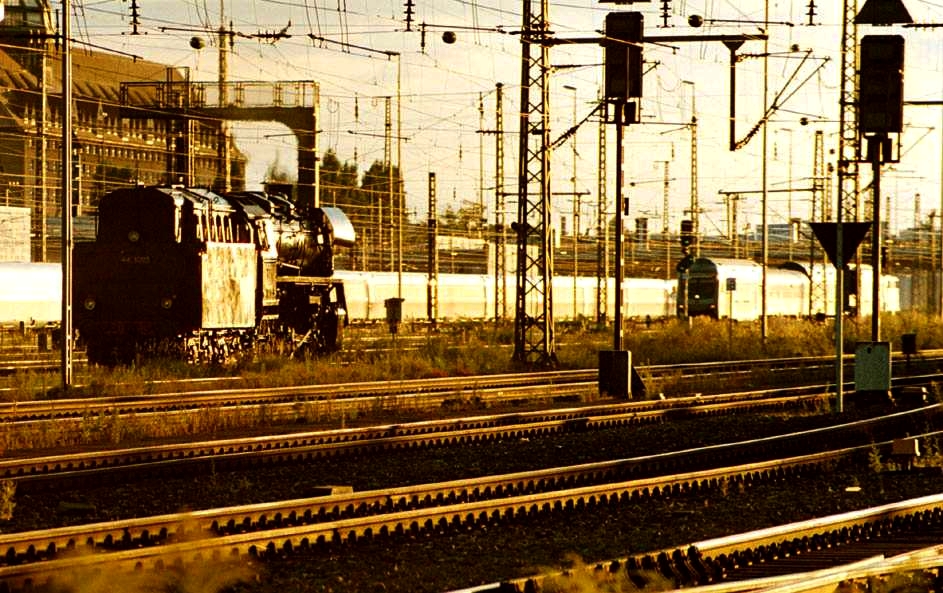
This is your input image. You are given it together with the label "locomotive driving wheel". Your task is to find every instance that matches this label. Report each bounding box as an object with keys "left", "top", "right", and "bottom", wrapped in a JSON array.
[{"left": 291, "top": 308, "right": 341, "bottom": 358}]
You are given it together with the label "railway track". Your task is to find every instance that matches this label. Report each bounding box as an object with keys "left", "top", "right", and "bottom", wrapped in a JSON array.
[
  {"left": 2, "top": 351, "right": 941, "bottom": 422},
  {"left": 0, "top": 335, "right": 439, "bottom": 375},
  {"left": 0, "top": 416, "right": 936, "bottom": 592},
  {"left": 5, "top": 387, "right": 835, "bottom": 485},
  {"left": 0, "top": 366, "right": 937, "bottom": 460},
  {"left": 0, "top": 358, "right": 938, "bottom": 473},
  {"left": 0, "top": 347, "right": 934, "bottom": 381},
  {"left": 0, "top": 369, "right": 599, "bottom": 419},
  {"left": 493, "top": 491, "right": 943, "bottom": 593}
]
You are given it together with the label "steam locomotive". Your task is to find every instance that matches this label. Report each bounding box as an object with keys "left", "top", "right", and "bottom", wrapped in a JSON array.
[{"left": 73, "top": 185, "right": 355, "bottom": 365}]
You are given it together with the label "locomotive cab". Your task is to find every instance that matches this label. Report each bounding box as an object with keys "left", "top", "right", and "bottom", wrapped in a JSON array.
[{"left": 686, "top": 258, "right": 722, "bottom": 319}]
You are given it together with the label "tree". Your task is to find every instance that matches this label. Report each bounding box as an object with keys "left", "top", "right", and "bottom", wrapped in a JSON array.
[
  {"left": 358, "top": 159, "right": 404, "bottom": 234},
  {"left": 317, "top": 150, "right": 368, "bottom": 229},
  {"left": 320, "top": 149, "right": 359, "bottom": 204}
]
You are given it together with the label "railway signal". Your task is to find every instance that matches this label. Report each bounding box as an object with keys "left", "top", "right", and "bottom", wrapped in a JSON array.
[
  {"left": 858, "top": 35, "right": 905, "bottom": 135},
  {"left": 679, "top": 219, "right": 694, "bottom": 250},
  {"left": 603, "top": 12, "right": 644, "bottom": 101}
]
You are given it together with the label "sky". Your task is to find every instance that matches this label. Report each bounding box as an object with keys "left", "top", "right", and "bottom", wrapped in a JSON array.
[{"left": 68, "top": 0, "right": 943, "bottom": 237}]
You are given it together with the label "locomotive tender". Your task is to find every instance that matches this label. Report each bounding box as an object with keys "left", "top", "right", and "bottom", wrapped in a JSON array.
[{"left": 73, "top": 185, "right": 355, "bottom": 364}]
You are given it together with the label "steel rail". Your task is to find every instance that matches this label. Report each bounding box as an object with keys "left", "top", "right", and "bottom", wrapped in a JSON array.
[
  {"left": 0, "top": 379, "right": 837, "bottom": 462},
  {"left": 452, "top": 437, "right": 943, "bottom": 593},
  {"left": 0, "top": 369, "right": 593, "bottom": 419},
  {"left": 2, "top": 351, "right": 941, "bottom": 418},
  {"left": 0, "top": 405, "right": 938, "bottom": 567},
  {"left": 6, "top": 394, "right": 831, "bottom": 484},
  {"left": 4, "top": 364, "right": 939, "bottom": 476},
  {"left": 5, "top": 369, "right": 940, "bottom": 484},
  {"left": 0, "top": 438, "right": 915, "bottom": 591},
  {"left": 1, "top": 351, "right": 938, "bottom": 424},
  {"left": 2, "top": 363, "right": 939, "bottom": 485},
  {"left": 639, "top": 489, "right": 943, "bottom": 593},
  {"left": 2, "top": 348, "right": 941, "bottom": 380},
  {"left": 0, "top": 390, "right": 835, "bottom": 482}
]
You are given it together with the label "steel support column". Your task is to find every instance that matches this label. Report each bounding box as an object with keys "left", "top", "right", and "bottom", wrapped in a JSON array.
[{"left": 513, "top": 0, "right": 555, "bottom": 366}]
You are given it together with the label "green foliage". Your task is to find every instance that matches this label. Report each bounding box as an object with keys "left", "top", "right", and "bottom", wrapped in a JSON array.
[
  {"left": 319, "top": 149, "right": 363, "bottom": 215},
  {"left": 868, "top": 445, "right": 885, "bottom": 474},
  {"left": 319, "top": 153, "right": 405, "bottom": 234}
]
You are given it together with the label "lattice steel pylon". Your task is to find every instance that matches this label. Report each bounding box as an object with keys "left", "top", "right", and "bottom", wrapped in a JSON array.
[
  {"left": 494, "top": 83, "right": 507, "bottom": 321},
  {"left": 837, "top": 0, "right": 861, "bottom": 303},
  {"left": 513, "top": 0, "right": 556, "bottom": 366},
  {"left": 689, "top": 113, "right": 700, "bottom": 256},
  {"left": 427, "top": 172, "right": 439, "bottom": 323},
  {"left": 810, "top": 130, "right": 828, "bottom": 314},
  {"left": 596, "top": 94, "right": 608, "bottom": 325}
]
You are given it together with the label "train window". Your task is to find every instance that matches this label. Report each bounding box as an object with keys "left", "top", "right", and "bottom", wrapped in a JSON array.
[
  {"left": 235, "top": 220, "right": 250, "bottom": 243},
  {"left": 256, "top": 222, "right": 269, "bottom": 250}
]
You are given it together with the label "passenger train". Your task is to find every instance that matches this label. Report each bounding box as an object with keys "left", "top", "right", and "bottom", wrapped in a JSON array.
[
  {"left": 336, "top": 258, "right": 900, "bottom": 323},
  {"left": 334, "top": 270, "right": 676, "bottom": 323},
  {"left": 686, "top": 258, "right": 900, "bottom": 320},
  {"left": 3, "top": 256, "right": 901, "bottom": 340}
]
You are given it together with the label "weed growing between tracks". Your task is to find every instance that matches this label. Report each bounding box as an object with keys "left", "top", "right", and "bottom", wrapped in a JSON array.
[
  {"left": 36, "top": 554, "right": 256, "bottom": 593},
  {"left": 2, "top": 314, "right": 942, "bottom": 451},
  {"left": 0, "top": 479, "right": 15, "bottom": 521},
  {"left": 538, "top": 554, "right": 672, "bottom": 593},
  {"left": 7, "top": 313, "right": 943, "bottom": 403}
]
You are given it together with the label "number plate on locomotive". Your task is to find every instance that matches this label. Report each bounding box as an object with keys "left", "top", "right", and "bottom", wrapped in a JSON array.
[{"left": 120, "top": 255, "right": 151, "bottom": 264}]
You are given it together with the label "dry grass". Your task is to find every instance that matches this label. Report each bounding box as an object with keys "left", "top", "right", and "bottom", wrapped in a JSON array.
[{"left": 6, "top": 313, "right": 943, "bottom": 403}]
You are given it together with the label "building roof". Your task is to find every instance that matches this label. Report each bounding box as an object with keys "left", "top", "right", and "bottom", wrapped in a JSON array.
[
  {"left": 0, "top": 50, "right": 38, "bottom": 89},
  {"left": 46, "top": 48, "right": 184, "bottom": 101},
  {"left": 0, "top": 43, "right": 183, "bottom": 104}
]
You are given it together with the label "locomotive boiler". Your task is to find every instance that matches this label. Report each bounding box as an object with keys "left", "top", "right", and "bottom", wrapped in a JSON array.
[{"left": 73, "top": 185, "right": 355, "bottom": 365}]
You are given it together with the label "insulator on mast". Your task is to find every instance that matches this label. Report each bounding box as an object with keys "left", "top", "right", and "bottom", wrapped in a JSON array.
[
  {"left": 404, "top": 0, "right": 415, "bottom": 32},
  {"left": 806, "top": 1, "right": 818, "bottom": 26},
  {"left": 129, "top": 0, "right": 141, "bottom": 35}
]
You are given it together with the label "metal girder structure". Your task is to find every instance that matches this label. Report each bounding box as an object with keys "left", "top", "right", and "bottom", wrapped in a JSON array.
[
  {"left": 427, "top": 172, "right": 439, "bottom": 323},
  {"left": 689, "top": 115, "right": 700, "bottom": 256},
  {"left": 838, "top": 0, "right": 861, "bottom": 299},
  {"left": 513, "top": 0, "right": 556, "bottom": 366},
  {"left": 494, "top": 83, "right": 507, "bottom": 321},
  {"left": 384, "top": 97, "right": 392, "bottom": 271},
  {"left": 596, "top": 96, "right": 608, "bottom": 325},
  {"left": 810, "top": 130, "right": 829, "bottom": 314}
]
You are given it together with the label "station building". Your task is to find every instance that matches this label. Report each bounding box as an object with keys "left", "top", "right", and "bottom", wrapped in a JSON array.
[{"left": 0, "top": 0, "right": 245, "bottom": 262}]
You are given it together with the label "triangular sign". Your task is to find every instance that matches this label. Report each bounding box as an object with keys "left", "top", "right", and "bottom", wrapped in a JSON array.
[
  {"left": 855, "top": 0, "right": 913, "bottom": 25},
  {"left": 809, "top": 222, "right": 873, "bottom": 268}
]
